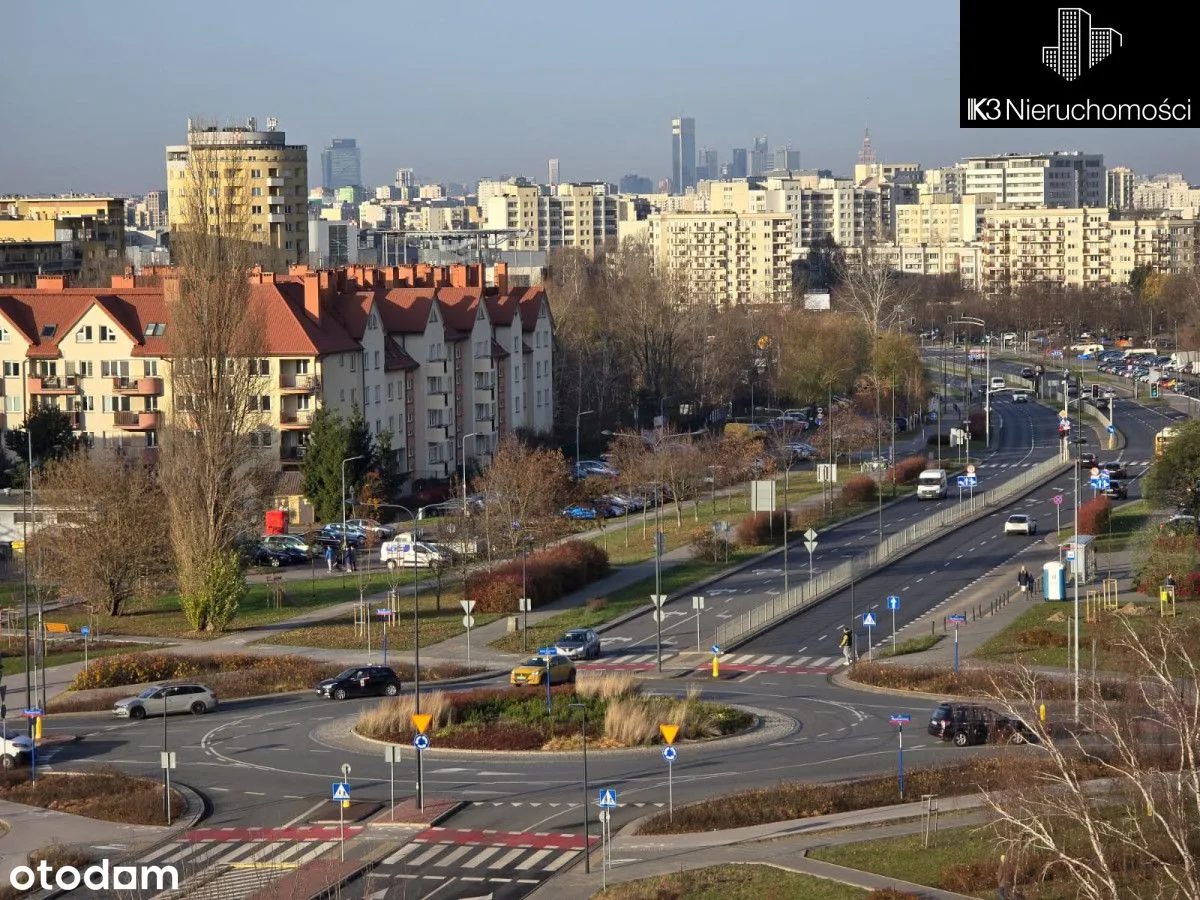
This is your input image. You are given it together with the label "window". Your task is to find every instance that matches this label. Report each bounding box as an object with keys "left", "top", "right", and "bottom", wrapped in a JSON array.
[
  {"left": 249, "top": 429, "right": 273, "bottom": 447},
  {"left": 340, "top": 389, "right": 346, "bottom": 403},
  {"left": 350, "top": 388, "right": 356, "bottom": 404},
  {"left": 0, "top": 328, "right": 8, "bottom": 342},
  {"left": 67, "top": 361, "right": 94, "bottom": 378},
  {"left": 251, "top": 187, "right": 262, "bottom": 197},
  {"left": 350, "top": 356, "right": 356, "bottom": 372},
  {"left": 102, "top": 396, "right": 131, "bottom": 413},
  {"left": 250, "top": 169, "right": 262, "bottom": 178},
  {"left": 41, "top": 324, "right": 56, "bottom": 339},
  {"left": 77, "top": 395, "right": 95, "bottom": 412},
  {"left": 4, "top": 396, "right": 22, "bottom": 413},
  {"left": 375, "top": 419, "right": 381, "bottom": 435},
  {"left": 268, "top": 168, "right": 278, "bottom": 177},
  {"left": 249, "top": 395, "right": 272, "bottom": 412},
  {"left": 251, "top": 205, "right": 262, "bottom": 215},
  {"left": 2, "top": 362, "right": 18, "bottom": 377},
  {"left": 76, "top": 326, "right": 93, "bottom": 342},
  {"left": 374, "top": 350, "right": 380, "bottom": 370},
  {"left": 99, "top": 325, "right": 117, "bottom": 343},
  {"left": 295, "top": 359, "right": 309, "bottom": 374},
  {"left": 387, "top": 382, "right": 394, "bottom": 401}
]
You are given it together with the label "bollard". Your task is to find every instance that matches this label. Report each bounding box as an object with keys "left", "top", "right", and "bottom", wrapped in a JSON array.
[
  {"left": 1039, "top": 703, "right": 1046, "bottom": 723},
  {"left": 712, "top": 656, "right": 719, "bottom": 678},
  {"left": 34, "top": 717, "right": 42, "bottom": 740}
]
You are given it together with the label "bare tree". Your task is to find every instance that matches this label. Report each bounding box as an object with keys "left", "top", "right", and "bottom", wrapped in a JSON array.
[
  {"left": 834, "top": 248, "right": 918, "bottom": 336},
  {"left": 473, "top": 436, "right": 569, "bottom": 557},
  {"left": 159, "top": 127, "right": 275, "bottom": 632},
  {"left": 32, "top": 450, "right": 171, "bottom": 617},
  {"left": 982, "top": 621, "right": 1200, "bottom": 900}
]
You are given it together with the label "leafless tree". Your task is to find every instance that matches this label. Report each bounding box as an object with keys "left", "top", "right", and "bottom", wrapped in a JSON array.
[
  {"left": 473, "top": 436, "right": 569, "bottom": 557},
  {"left": 981, "top": 621, "right": 1200, "bottom": 900},
  {"left": 158, "top": 126, "right": 276, "bottom": 632},
  {"left": 32, "top": 449, "right": 171, "bottom": 616},
  {"left": 834, "top": 248, "right": 918, "bottom": 336}
]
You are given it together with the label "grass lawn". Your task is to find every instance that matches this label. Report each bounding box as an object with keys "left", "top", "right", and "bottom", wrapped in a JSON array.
[
  {"left": 1091, "top": 500, "right": 1151, "bottom": 552},
  {"left": 809, "top": 826, "right": 998, "bottom": 899},
  {"left": 38, "top": 569, "right": 408, "bottom": 640},
  {"left": 973, "top": 595, "right": 1199, "bottom": 672},
  {"left": 256, "top": 607, "right": 502, "bottom": 651},
  {"left": 592, "top": 864, "right": 868, "bottom": 900},
  {"left": 0, "top": 639, "right": 167, "bottom": 676},
  {"left": 877, "top": 634, "right": 943, "bottom": 658}
]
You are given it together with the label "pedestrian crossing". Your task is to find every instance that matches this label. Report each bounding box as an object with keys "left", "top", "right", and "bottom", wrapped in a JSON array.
[
  {"left": 469, "top": 800, "right": 666, "bottom": 810},
  {"left": 580, "top": 652, "right": 840, "bottom": 673},
  {"left": 973, "top": 460, "right": 1151, "bottom": 470}
]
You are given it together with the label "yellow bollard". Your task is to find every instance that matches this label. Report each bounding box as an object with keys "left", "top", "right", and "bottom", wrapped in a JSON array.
[
  {"left": 712, "top": 656, "right": 719, "bottom": 678},
  {"left": 1039, "top": 703, "right": 1046, "bottom": 723},
  {"left": 34, "top": 717, "right": 42, "bottom": 740}
]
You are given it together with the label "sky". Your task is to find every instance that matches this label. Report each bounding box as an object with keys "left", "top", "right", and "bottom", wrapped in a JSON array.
[{"left": 3, "top": 0, "right": 1200, "bottom": 196}]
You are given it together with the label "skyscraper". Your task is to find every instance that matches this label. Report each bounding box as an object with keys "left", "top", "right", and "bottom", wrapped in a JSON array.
[
  {"left": 729, "top": 148, "right": 748, "bottom": 179},
  {"left": 320, "top": 138, "right": 362, "bottom": 190},
  {"left": 548, "top": 158, "right": 560, "bottom": 187},
  {"left": 751, "top": 136, "right": 769, "bottom": 176},
  {"left": 671, "top": 117, "right": 696, "bottom": 194},
  {"left": 697, "top": 148, "right": 719, "bottom": 181}
]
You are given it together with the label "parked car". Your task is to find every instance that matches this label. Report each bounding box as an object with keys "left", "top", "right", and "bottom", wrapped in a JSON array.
[
  {"left": 417, "top": 501, "right": 461, "bottom": 520},
  {"left": 315, "top": 666, "right": 403, "bottom": 701},
  {"left": 562, "top": 504, "right": 599, "bottom": 520},
  {"left": 0, "top": 733, "right": 35, "bottom": 769},
  {"left": 510, "top": 654, "right": 576, "bottom": 686},
  {"left": 1004, "top": 514, "right": 1038, "bottom": 535},
  {"left": 554, "top": 628, "right": 601, "bottom": 660},
  {"left": 346, "top": 518, "right": 396, "bottom": 540},
  {"left": 252, "top": 545, "right": 307, "bottom": 567},
  {"left": 261, "top": 533, "right": 312, "bottom": 556},
  {"left": 315, "top": 524, "right": 366, "bottom": 548},
  {"left": 114, "top": 683, "right": 219, "bottom": 719},
  {"left": 1020, "top": 366, "right": 1036, "bottom": 378}
]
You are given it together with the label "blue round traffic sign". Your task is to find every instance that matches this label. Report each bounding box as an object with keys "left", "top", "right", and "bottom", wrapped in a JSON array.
[
  {"left": 413, "top": 734, "right": 430, "bottom": 751},
  {"left": 662, "top": 745, "right": 677, "bottom": 762}
]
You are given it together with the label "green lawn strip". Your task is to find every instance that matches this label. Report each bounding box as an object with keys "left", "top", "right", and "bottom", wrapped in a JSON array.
[
  {"left": 807, "top": 825, "right": 998, "bottom": 898},
  {"left": 255, "top": 610, "right": 502, "bottom": 652},
  {"left": 877, "top": 634, "right": 944, "bottom": 658},
  {"left": 40, "top": 571, "right": 405, "bottom": 640},
  {"left": 593, "top": 864, "right": 868, "bottom": 900},
  {"left": 972, "top": 596, "right": 1198, "bottom": 672}
]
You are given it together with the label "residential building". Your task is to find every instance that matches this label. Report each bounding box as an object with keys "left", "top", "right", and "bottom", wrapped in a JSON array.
[
  {"left": 922, "top": 166, "right": 966, "bottom": 200},
  {"left": 893, "top": 193, "right": 987, "bottom": 245},
  {"left": 762, "top": 176, "right": 879, "bottom": 253},
  {"left": 961, "top": 152, "right": 1106, "bottom": 207},
  {"left": 1107, "top": 166, "right": 1136, "bottom": 210},
  {"left": 875, "top": 244, "right": 982, "bottom": 290},
  {"left": 0, "top": 263, "right": 553, "bottom": 492},
  {"left": 0, "top": 196, "right": 127, "bottom": 286},
  {"left": 128, "top": 191, "right": 168, "bottom": 230},
  {"left": 308, "top": 221, "right": 361, "bottom": 268},
  {"left": 321, "top": 139, "right": 362, "bottom": 190},
  {"left": 619, "top": 174, "right": 654, "bottom": 194},
  {"left": 1131, "top": 173, "right": 1200, "bottom": 213},
  {"left": 979, "top": 207, "right": 1200, "bottom": 291},
  {"left": 484, "top": 181, "right": 618, "bottom": 259},
  {"left": 166, "top": 117, "right": 309, "bottom": 266},
  {"left": 646, "top": 211, "right": 794, "bottom": 305},
  {"left": 671, "top": 117, "right": 697, "bottom": 194}
]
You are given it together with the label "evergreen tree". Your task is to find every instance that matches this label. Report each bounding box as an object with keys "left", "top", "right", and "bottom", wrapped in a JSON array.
[
  {"left": 345, "top": 405, "right": 373, "bottom": 490},
  {"left": 6, "top": 405, "right": 80, "bottom": 470},
  {"left": 373, "top": 430, "right": 402, "bottom": 497},
  {"left": 300, "top": 407, "right": 349, "bottom": 522}
]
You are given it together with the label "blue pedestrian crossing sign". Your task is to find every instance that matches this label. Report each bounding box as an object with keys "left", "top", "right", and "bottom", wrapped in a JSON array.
[
  {"left": 1106, "top": 425, "right": 1116, "bottom": 434},
  {"left": 662, "top": 745, "right": 677, "bottom": 762},
  {"left": 711, "top": 644, "right": 721, "bottom": 655},
  {"left": 597, "top": 788, "right": 618, "bottom": 809},
  {"left": 413, "top": 734, "right": 430, "bottom": 751},
  {"left": 862, "top": 612, "right": 877, "bottom": 628},
  {"left": 886, "top": 596, "right": 900, "bottom": 611},
  {"left": 331, "top": 782, "right": 350, "bottom": 801}
]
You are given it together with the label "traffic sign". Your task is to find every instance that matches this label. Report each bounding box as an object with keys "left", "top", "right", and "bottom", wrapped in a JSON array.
[
  {"left": 804, "top": 528, "right": 818, "bottom": 542},
  {"left": 862, "top": 612, "right": 877, "bottom": 628},
  {"left": 411, "top": 713, "right": 432, "bottom": 734},
  {"left": 662, "top": 745, "right": 677, "bottom": 762},
  {"left": 460, "top": 600, "right": 476, "bottom": 614},
  {"left": 462, "top": 616, "right": 476, "bottom": 628},
  {"left": 803, "top": 540, "right": 817, "bottom": 553},
  {"left": 413, "top": 734, "right": 430, "bottom": 751},
  {"left": 80, "top": 626, "right": 90, "bottom": 636},
  {"left": 966, "top": 464, "right": 976, "bottom": 474},
  {"left": 948, "top": 613, "right": 967, "bottom": 624},
  {"left": 597, "top": 788, "right": 618, "bottom": 809},
  {"left": 375, "top": 608, "right": 392, "bottom": 617},
  {"left": 659, "top": 724, "right": 680, "bottom": 745},
  {"left": 886, "top": 595, "right": 900, "bottom": 611},
  {"left": 1053, "top": 494, "right": 1064, "bottom": 506},
  {"left": 21, "top": 708, "right": 41, "bottom": 718},
  {"left": 1107, "top": 425, "right": 1116, "bottom": 434},
  {"left": 331, "top": 782, "right": 350, "bottom": 801},
  {"left": 537, "top": 646, "right": 557, "bottom": 657},
  {"left": 1066, "top": 550, "right": 1076, "bottom": 561},
  {"left": 1090, "top": 467, "right": 1100, "bottom": 477},
  {"left": 889, "top": 714, "right": 912, "bottom": 725},
  {"left": 711, "top": 644, "right": 721, "bottom": 655}
]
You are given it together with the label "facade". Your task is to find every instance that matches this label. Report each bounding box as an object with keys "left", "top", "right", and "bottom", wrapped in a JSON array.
[
  {"left": 0, "top": 196, "right": 127, "bottom": 284},
  {"left": 321, "top": 139, "right": 362, "bottom": 190},
  {"left": 308, "top": 220, "right": 361, "bottom": 268},
  {"left": 979, "top": 207, "right": 1200, "bottom": 292},
  {"left": 548, "top": 158, "right": 560, "bottom": 187},
  {"left": 762, "top": 176, "right": 880, "bottom": 253},
  {"left": 1131, "top": 173, "right": 1200, "bottom": 213},
  {"left": 875, "top": 244, "right": 983, "bottom": 290},
  {"left": 893, "top": 193, "right": 987, "bottom": 244},
  {"left": 166, "top": 117, "right": 309, "bottom": 266},
  {"left": 1107, "top": 166, "right": 1136, "bottom": 210},
  {"left": 128, "top": 191, "right": 168, "bottom": 230},
  {"left": 484, "top": 181, "right": 618, "bottom": 259},
  {"left": 772, "top": 147, "right": 802, "bottom": 172},
  {"left": 671, "top": 117, "right": 696, "bottom": 194},
  {"left": 646, "top": 211, "right": 794, "bottom": 305},
  {"left": 0, "top": 263, "right": 553, "bottom": 489},
  {"left": 961, "top": 152, "right": 1106, "bottom": 207},
  {"left": 619, "top": 174, "right": 654, "bottom": 194}
]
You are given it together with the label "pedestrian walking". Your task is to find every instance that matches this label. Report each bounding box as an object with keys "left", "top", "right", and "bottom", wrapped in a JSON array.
[
  {"left": 839, "top": 626, "right": 853, "bottom": 665},
  {"left": 345, "top": 545, "right": 355, "bottom": 573},
  {"left": 325, "top": 544, "right": 334, "bottom": 572},
  {"left": 1017, "top": 565, "right": 1032, "bottom": 594}
]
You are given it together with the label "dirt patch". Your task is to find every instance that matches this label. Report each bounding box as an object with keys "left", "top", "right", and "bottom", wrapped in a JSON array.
[
  {"left": 1117, "top": 603, "right": 1151, "bottom": 616},
  {"left": 0, "top": 767, "right": 183, "bottom": 825}
]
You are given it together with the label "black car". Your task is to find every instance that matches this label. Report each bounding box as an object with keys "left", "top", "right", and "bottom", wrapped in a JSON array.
[
  {"left": 1100, "top": 461, "right": 1127, "bottom": 479},
  {"left": 1077, "top": 452, "right": 1099, "bottom": 469},
  {"left": 1102, "top": 480, "right": 1128, "bottom": 500},
  {"left": 252, "top": 545, "right": 306, "bottom": 567},
  {"left": 928, "top": 701, "right": 990, "bottom": 746},
  {"left": 1020, "top": 366, "right": 1035, "bottom": 378},
  {"left": 316, "top": 666, "right": 402, "bottom": 701}
]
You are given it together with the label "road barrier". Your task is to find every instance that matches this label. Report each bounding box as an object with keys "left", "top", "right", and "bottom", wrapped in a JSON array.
[{"left": 713, "top": 455, "right": 1071, "bottom": 649}]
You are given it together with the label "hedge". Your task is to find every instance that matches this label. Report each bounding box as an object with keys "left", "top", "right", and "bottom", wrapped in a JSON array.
[
  {"left": 467, "top": 541, "right": 609, "bottom": 613},
  {"left": 888, "top": 455, "right": 928, "bottom": 485},
  {"left": 841, "top": 474, "right": 878, "bottom": 503},
  {"left": 1077, "top": 496, "right": 1112, "bottom": 535}
]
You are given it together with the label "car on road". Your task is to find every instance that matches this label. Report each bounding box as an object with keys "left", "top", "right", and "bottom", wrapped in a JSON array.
[
  {"left": 114, "top": 683, "right": 219, "bottom": 719},
  {"left": 1077, "top": 452, "right": 1099, "bottom": 469},
  {"left": 316, "top": 666, "right": 403, "bottom": 701},
  {"left": 1004, "top": 514, "right": 1038, "bottom": 535},
  {"left": 929, "top": 701, "right": 989, "bottom": 746},
  {"left": 0, "top": 734, "right": 35, "bottom": 769},
  {"left": 510, "top": 654, "right": 576, "bottom": 686},
  {"left": 314, "top": 524, "right": 366, "bottom": 549},
  {"left": 1010, "top": 391, "right": 1028, "bottom": 403},
  {"left": 252, "top": 545, "right": 307, "bottom": 567},
  {"left": 1100, "top": 461, "right": 1127, "bottom": 479},
  {"left": 1020, "top": 366, "right": 1036, "bottom": 378},
  {"left": 555, "top": 628, "right": 601, "bottom": 660},
  {"left": 1102, "top": 480, "right": 1128, "bottom": 500}
]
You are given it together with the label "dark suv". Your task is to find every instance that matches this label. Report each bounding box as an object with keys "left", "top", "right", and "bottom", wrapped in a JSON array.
[
  {"left": 928, "top": 702, "right": 990, "bottom": 746},
  {"left": 316, "top": 666, "right": 402, "bottom": 700}
]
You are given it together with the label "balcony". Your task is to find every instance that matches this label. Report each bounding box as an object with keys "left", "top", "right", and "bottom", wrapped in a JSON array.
[
  {"left": 265, "top": 177, "right": 285, "bottom": 187},
  {"left": 27, "top": 376, "right": 78, "bottom": 395},
  {"left": 280, "top": 445, "right": 306, "bottom": 463},
  {"left": 112, "top": 376, "right": 164, "bottom": 396},
  {"left": 267, "top": 213, "right": 287, "bottom": 224},
  {"left": 426, "top": 391, "right": 450, "bottom": 409},
  {"left": 279, "top": 374, "right": 316, "bottom": 393},
  {"left": 113, "top": 410, "right": 162, "bottom": 431},
  {"left": 426, "top": 424, "right": 450, "bottom": 441},
  {"left": 279, "top": 410, "right": 313, "bottom": 429}
]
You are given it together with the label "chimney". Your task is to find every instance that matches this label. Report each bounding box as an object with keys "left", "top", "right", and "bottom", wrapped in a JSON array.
[
  {"left": 494, "top": 262, "right": 509, "bottom": 294},
  {"left": 36, "top": 275, "right": 67, "bottom": 291},
  {"left": 450, "top": 264, "right": 467, "bottom": 288},
  {"left": 288, "top": 263, "right": 311, "bottom": 277},
  {"left": 433, "top": 266, "right": 450, "bottom": 286},
  {"left": 386, "top": 266, "right": 402, "bottom": 287},
  {"left": 110, "top": 274, "right": 137, "bottom": 290},
  {"left": 397, "top": 265, "right": 415, "bottom": 286},
  {"left": 415, "top": 264, "right": 433, "bottom": 287},
  {"left": 362, "top": 267, "right": 378, "bottom": 289},
  {"left": 162, "top": 274, "right": 181, "bottom": 305},
  {"left": 303, "top": 272, "right": 322, "bottom": 325},
  {"left": 335, "top": 269, "right": 347, "bottom": 294}
]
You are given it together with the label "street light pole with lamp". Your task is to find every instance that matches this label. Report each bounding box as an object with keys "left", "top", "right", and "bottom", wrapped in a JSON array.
[
  {"left": 567, "top": 702, "right": 591, "bottom": 874},
  {"left": 575, "top": 410, "right": 593, "bottom": 472},
  {"left": 341, "top": 455, "right": 364, "bottom": 570},
  {"left": 951, "top": 317, "right": 990, "bottom": 449},
  {"left": 461, "top": 432, "right": 479, "bottom": 517}
]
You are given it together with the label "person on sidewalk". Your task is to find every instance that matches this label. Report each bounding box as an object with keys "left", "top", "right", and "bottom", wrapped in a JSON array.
[
  {"left": 325, "top": 544, "right": 335, "bottom": 572},
  {"left": 996, "top": 853, "right": 1025, "bottom": 899},
  {"left": 345, "top": 545, "right": 355, "bottom": 573},
  {"left": 839, "top": 626, "right": 853, "bottom": 665},
  {"left": 1017, "top": 566, "right": 1033, "bottom": 595}
]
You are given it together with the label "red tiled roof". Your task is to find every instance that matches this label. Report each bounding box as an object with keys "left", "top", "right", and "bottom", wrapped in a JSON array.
[
  {"left": 384, "top": 336, "right": 420, "bottom": 372},
  {"left": 260, "top": 283, "right": 360, "bottom": 355},
  {"left": 435, "top": 287, "right": 482, "bottom": 334},
  {"left": 375, "top": 288, "right": 438, "bottom": 334}
]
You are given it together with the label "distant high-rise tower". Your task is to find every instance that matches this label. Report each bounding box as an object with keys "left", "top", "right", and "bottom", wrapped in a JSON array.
[
  {"left": 671, "top": 117, "right": 696, "bottom": 194},
  {"left": 548, "top": 158, "right": 560, "bottom": 187},
  {"left": 697, "top": 148, "right": 719, "bottom": 181},
  {"left": 729, "top": 148, "right": 748, "bottom": 179},
  {"left": 321, "top": 138, "right": 362, "bottom": 190},
  {"left": 751, "top": 136, "right": 769, "bottom": 176},
  {"left": 857, "top": 128, "right": 876, "bottom": 167},
  {"left": 395, "top": 168, "right": 416, "bottom": 187}
]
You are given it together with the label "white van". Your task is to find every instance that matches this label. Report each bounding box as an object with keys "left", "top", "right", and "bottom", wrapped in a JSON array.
[
  {"left": 989, "top": 376, "right": 1006, "bottom": 391},
  {"left": 380, "top": 538, "right": 445, "bottom": 569},
  {"left": 916, "top": 469, "right": 948, "bottom": 500},
  {"left": 1070, "top": 343, "right": 1104, "bottom": 355}
]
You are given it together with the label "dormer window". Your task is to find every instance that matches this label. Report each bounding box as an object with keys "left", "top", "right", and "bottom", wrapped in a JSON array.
[
  {"left": 40, "top": 324, "right": 56, "bottom": 339},
  {"left": 76, "top": 326, "right": 93, "bottom": 342},
  {"left": 144, "top": 323, "right": 166, "bottom": 337}
]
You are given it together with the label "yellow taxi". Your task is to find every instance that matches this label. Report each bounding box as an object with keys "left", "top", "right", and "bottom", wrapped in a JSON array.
[{"left": 510, "top": 653, "right": 576, "bottom": 686}]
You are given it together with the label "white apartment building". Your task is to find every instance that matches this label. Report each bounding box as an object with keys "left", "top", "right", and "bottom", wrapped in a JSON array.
[
  {"left": 646, "top": 211, "right": 794, "bottom": 305},
  {"left": 875, "top": 244, "right": 982, "bottom": 290},
  {"left": 893, "top": 193, "right": 988, "bottom": 245},
  {"left": 1131, "top": 173, "right": 1200, "bottom": 214},
  {"left": 962, "top": 152, "right": 1106, "bottom": 208},
  {"left": 763, "top": 177, "right": 880, "bottom": 253},
  {"left": 482, "top": 180, "right": 618, "bottom": 259},
  {"left": 1107, "top": 166, "right": 1136, "bottom": 211}
]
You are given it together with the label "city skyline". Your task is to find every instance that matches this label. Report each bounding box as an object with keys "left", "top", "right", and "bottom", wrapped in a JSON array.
[{"left": 4, "top": 0, "right": 1200, "bottom": 195}]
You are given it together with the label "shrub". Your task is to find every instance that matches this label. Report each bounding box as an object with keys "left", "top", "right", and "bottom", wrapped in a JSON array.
[
  {"left": 791, "top": 507, "right": 822, "bottom": 533},
  {"left": 735, "top": 511, "right": 786, "bottom": 546},
  {"left": 467, "top": 540, "right": 609, "bottom": 613},
  {"left": 690, "top": 526, "right": 732, "bottom": 562},
  {"left": 868, "top": 892, "right": 924, "bottom": 900},
  {"left": 840, "top": 474, "right": 878, "bottom": 503},
  {"left": 888, "top": 455, "right": 929, "bottom": 486},
  {"left": 1016, "top": 627, "right": 1068, "bottom": 648},
  {"left": 1078, "top": 495, "right": 1112, "bottom": 535},
  {"left": 586, "top": 597, "right": 607, "bottom": 613}
]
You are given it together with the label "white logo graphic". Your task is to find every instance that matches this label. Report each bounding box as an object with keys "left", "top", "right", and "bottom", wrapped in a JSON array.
[
  {"left": 1043, "top": 7, "right": 1122, "bottom": 81},
  {"left": 966, "top": 99, "right": 1002, "bottom": 121}
]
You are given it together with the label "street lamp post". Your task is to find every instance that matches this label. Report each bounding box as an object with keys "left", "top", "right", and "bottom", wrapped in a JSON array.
[
  {"left": 568, "top": 702, "right": 591, "bottom": 874},
  {"left": 341, "top": 455, "right": 364, "bottom": 570},
  {"left": 952, "top": 317, "right": 989, "bottom": 448},
  {"left": 575, "top": 410, "right": 594, "bottom": 472},
  {"left": 461, "top": 432, "right": 479, "bottom": 517}
]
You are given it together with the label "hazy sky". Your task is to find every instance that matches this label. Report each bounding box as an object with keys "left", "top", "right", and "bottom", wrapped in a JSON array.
[{"left": 4, "top": 0, "right": 1199, "bottom": 195}]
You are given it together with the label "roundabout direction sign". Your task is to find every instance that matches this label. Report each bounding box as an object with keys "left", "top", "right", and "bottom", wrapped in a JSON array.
[{"left": 413, "top": 733, "right": 430, "bottom": 751}]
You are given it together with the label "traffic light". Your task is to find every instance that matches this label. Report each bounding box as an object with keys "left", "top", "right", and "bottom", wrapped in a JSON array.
[
  {"left": 1151, "top": 383, "right": 1160, "bottom": 399},
  {"left": 1090, "top": 383, "right": 1099, "bottom": 400}
]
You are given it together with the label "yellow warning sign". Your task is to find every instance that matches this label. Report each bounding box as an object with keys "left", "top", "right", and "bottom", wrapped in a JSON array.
[
  {"left": 411, "top": 713, "right": 433, "bottom": 734},
  {"left": 659, "top": 724, "right": 679, "bottom": 745}
]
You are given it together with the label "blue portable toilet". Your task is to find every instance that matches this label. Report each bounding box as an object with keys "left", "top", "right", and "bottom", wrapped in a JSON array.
[{"left": 1043, "top": 561, "right": 1065, "bottom": 601}]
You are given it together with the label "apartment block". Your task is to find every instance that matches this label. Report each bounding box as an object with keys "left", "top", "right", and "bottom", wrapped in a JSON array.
[
  {"left": 646, "top": 211, "right": 794, "bottom": 305},
  {"left": 0, "top": 196, "right": 127, "bottom": 286},
  {"left": 1107, "top": 166, "right": 1136, "bottom": 211},
  {"left": 483, "top": 180, "right": 618, "bottom": 259},
  {"left": 874, "top": 244, "right": 982, "bottom": 290},
  {"left": 1131, "top": 173, "right": 1200, "bottom": 213},
  {"left": 894, "top": 193, "right": 987, "bottom": 245},
  {"left": 763, "top": 177, "right": 880, "bottom": 253},
  {"left": 166, "top": 117, "right": 309, "bottom": 266},
  {"left": 979, "top": 207, "right": 1200, "bottom": 291},
  {"left": 0, "top": 263, "right": 553, "bottom": 491},
  {"left": 962, "top": 152, "right": 1106, "bottom": 207}
]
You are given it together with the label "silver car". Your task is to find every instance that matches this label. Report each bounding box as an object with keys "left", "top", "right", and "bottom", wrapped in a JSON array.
[
  {"left": 113, "top": 683, "right": 218, "bottom": 719},
  {"left": 555, "top": 629, "right": 601, "bottom": 660}
]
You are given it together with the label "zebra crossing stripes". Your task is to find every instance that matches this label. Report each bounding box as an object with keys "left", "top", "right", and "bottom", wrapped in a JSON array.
[
  {"left": 374, "top": 839, "right": 580, "bottom": 879},
  {"left": 713, "top": 653, "right": 841, "bottom": 672},
  {"left": 468, "top": 800, "right": 666, "bottom": 809},
  {"left": 578, "top": 653, "right": 669, "bottom": 670}
]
